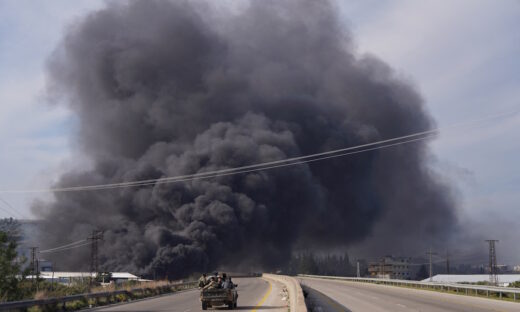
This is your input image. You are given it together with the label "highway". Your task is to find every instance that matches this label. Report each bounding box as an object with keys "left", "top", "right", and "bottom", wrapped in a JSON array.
[
  {"left": 300, "top": 277, "right": 520, "bottom": 312},
  {"left": 90, "top": 277, "right": 288, "bottom": 311}
]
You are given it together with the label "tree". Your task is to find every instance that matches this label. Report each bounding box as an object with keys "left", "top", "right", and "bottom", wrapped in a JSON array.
[
  {"left": 298, "top": 252, "right": 318, "bottom": 274},
  {"left": 509, "top": 281, "right": 520, "bottom": 288},
  {"left": 0, "top": 218, "right": 22, "bottom": 243},
  {"left": 0, "top": 230, "right": 26, "bottom": 301}
]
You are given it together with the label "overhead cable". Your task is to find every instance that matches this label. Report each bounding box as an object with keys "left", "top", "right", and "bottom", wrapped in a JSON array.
[
  {"left": 39, "top": 242, "right": 92, "bottom": 254},
  {"left": 0, "top": 109, "right": 517, "bottom": 194},
  {"left": 5, "top": 133, "right": 436, "bottom": 193},
  {"left": 0, "top": 196, "right": 27, "bottom": 219},
  {"left": 39, "top": 239, "right": 88, "bottom": 253}
]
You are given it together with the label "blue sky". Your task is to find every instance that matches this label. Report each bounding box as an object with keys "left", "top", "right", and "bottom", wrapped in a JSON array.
[
  {"left": 0, "top": 0, "right": 104, "bottom": 218},
  {"left": 0, "top": 0, "right": 519, "bottom": 262}
]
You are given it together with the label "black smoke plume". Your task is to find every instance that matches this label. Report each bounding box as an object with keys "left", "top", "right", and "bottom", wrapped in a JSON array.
[{"left": 35, "top": 0, "right": 457, "bottom": 278}]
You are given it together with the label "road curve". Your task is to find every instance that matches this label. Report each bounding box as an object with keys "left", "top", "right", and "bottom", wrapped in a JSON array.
[
  {"left": 299, "top": 277, "right": 520, "bottom": 312},
  {"left": 91, "top": 277, "right": 288, "bottom": 312}
]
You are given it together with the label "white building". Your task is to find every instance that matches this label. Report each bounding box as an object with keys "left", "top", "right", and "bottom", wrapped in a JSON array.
[
  {"left": 30, "top": 271, "right": 140, "bottom": 285},
  {"left": 423, "top": 274, "right": 520, "bottom": 287}
]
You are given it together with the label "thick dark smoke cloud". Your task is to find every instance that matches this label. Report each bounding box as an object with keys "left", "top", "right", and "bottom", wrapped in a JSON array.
[{"left": 36, "top": 0, "right": 458, "bottom": 277}]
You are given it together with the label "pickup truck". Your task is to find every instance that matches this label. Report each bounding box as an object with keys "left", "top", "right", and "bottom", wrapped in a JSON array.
[{"left": 200, "top": 287, "right": 238, "bottom": 310}]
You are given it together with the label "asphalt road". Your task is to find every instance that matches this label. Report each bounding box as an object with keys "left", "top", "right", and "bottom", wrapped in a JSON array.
[
  {"left": 92, "top": 277, "right": 288, "bottom": 312},
  {"left": 299, "top": 277, "right": 520, "bottom": 312},
  {"left": 302, "top": 284, "right": 350, "bottom": 312}
]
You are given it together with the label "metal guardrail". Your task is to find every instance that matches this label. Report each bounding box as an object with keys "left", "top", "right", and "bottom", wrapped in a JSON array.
[
  {"left": 0, "top": 281, "right": 198, "bottom": 311},
  {"left": 298, "top": 274, "right": 520, "bottom": 301}
]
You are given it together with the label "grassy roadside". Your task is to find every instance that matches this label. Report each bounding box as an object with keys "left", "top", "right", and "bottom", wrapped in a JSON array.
[{"left": 22, "top": 281, "right": 197, "bottom": 311}]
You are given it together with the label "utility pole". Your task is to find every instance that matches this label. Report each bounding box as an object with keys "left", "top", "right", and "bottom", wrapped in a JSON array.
[
  {"left": 36, "top": 256, "right": 40, "bottom": 292},
  {"left": 378, "top": 257, "right": 386, "bottom": 279},
  {"left": 426, "top": 248, "right": 437, "bottom": 282},
  {"left": 88, "top": 230, "right": 104, "bottom": 288},
  {"left": 52, "top": 261, "right": 55, "bottom": 292},
  {"left": 446, "top": 250, "right": 450, "bottom": 274},
  {"left": 29, "top": 247, "right": 38, "bottom": 289},
  {"left": 356, "top": 261, "right": 360, "bottom": 278},
  {"left": 486, "top": 240, "right": 499, "bottom": 286}
]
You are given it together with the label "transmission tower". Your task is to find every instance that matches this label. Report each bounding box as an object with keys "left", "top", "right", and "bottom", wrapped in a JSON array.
[
  {"left": 29, "top": 247, "right": 37, "bottom": 288},
  {"left": 486, "top": 240, "right": 499, "bottom": 286},
  {"left": 426, "top": 247, "right": 437, "bottom": 282},
  {"left": 88, "top": 230, "right": 104, "bottom": 286}
]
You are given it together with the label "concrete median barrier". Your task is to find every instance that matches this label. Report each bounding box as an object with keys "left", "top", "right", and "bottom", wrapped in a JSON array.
[{"left": 263, "top": 273, "right": 307, "bottom": 312}]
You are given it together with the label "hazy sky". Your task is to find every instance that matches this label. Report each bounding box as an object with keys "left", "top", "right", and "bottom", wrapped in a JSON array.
[{"left": 0, "top": 0, "right": 519, "bottom": 262}]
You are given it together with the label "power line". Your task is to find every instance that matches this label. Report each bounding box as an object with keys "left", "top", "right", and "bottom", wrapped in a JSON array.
[
  {"left": 39, "top": 242, "right": 92, "bottom": 253},
  {"left": 0, "top": 205, "right": 16, "bottom": 219},
  {"left": 123, "top": 134, "right": 435, "bottom": 188},
  {"left": 0, "top": 109, "right": 517, "bottom": 194},
  {"left": 1, "top": 133, "right": 437, "bottom": 193},
  {"left": 0, "top": 196, "right": 26, "bottom": 219},
  {"left": 39, "top": 239, "right": 88, "bottom": 253},
  {"left": 0, "top": 134, "right": 443, "bottom": 193}
]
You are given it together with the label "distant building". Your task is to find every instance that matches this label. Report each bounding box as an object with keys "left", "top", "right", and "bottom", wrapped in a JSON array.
[
  {"left": 28, "top": 272, "right": 141, "bottom": 285},
  {"left": 423, "top": 274, "right": 520, "bottom": 287},
  {"left": 513, "top": 265, "right": 520, "bottom": 272},
  {"left": 496, "top": 264, "right": 511, "bottom": 273},
  {"left": 368, "top": 256, "right": 411, "bottom": 280},
  {"left": 39, "top": 259, "right": 53, "bottom": 272}
]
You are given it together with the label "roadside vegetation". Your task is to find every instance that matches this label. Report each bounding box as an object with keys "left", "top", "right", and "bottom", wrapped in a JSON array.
[
  {"left": 25, "top": 281, "right": 192, "bottom": 312},
  {"left": 0, "top": 218, "right": 31, "bottom": 302},
  {"left": 284, "top": 252, "right": 358, "bottom": 277},
  {"left": 510, "top": 281, "right": 520, "bottom": 288},
  {"left": 0, "top": 218, "right": 196, "bottom": 310}
]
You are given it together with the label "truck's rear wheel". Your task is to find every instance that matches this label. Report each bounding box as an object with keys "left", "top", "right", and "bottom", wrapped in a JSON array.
[{"left": 202, "top": 302, "right": 207, "bottom": 310}]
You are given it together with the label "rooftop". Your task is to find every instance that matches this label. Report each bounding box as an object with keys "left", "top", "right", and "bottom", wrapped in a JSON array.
[
  {"left": 36, "top": 272, "right": 139, "bottom": 279},
  {"left": 423, "top": 274, "right": 520, "bottom": 284}
]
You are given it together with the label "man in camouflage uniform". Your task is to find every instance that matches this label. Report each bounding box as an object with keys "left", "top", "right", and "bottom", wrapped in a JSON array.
[
  {"left": 198, "top": 273, "right": 207, "bottom": 288},
  {"left": 203, "top": 276, "right": 220, "bottom": 290}
]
